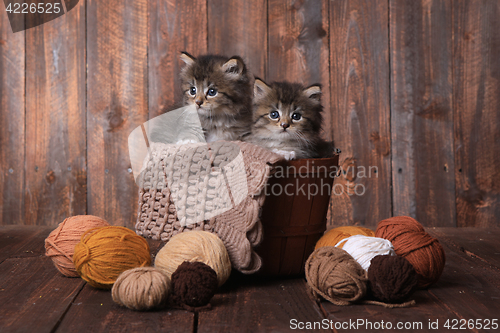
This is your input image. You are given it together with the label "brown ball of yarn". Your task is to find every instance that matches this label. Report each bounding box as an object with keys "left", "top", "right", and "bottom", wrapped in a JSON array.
[
  {"left": 305, "top": 246, "right": 367, "bottom": 306},
  {"left": 45, "top": 215, "right": 110, "bottom": 277},
  {"left": 368, "top": 255, "right": 418, "bottom": 304},
  {"left": 112, "top": 267, "right": 170, "bottom": 311},
  {"left": 171, "top": 261, "right": 218, "bottom": 309},
  {"left": 375, "top": 216, "right": 445, "bottom": 288}
]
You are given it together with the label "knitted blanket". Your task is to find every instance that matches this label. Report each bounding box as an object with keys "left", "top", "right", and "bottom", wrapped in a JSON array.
[{"left": 135, "top": 140, "right": 283, "bottom": 274}]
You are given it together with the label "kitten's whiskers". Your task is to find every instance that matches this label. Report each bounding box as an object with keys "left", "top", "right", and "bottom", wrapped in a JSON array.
[{"left": 292, "top": 130, "right": 314, "bottom": 149}]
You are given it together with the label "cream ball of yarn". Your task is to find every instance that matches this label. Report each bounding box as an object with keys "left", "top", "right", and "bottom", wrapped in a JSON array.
[
  {"left": 336, "top": 235, "right": 396, "bottom": 271},
  {"left": 112, "top": 267, "right": 170, "bottom": 311},
  {"left": 154, "top": 231, "right": 231, "bottom": 287}
]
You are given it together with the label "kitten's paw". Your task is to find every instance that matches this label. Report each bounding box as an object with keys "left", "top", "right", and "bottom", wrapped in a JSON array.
[
  {"left": 176, "top": 139, "right": 198, "bottom": 145},
  {"left": 272, "top": 149, "right": 296, "bottom": 160}
]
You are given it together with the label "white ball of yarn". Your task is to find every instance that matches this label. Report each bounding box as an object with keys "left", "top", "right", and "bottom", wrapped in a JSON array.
[{"left": 335, "top": 234, "right": 396, "bottom": 271}]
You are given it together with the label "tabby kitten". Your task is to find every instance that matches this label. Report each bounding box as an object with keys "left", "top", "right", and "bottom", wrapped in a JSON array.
[
  {"left": 246, "top": 79, "right": 333, "bottom": 160},
  {"left": 179, "top": 52, "right": 253, "bottom": 143}
]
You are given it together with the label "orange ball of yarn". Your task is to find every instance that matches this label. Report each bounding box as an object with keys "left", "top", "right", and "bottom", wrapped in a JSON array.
[
  {"left": 375, "top": 216, "right": 445, "bottom": 288},
  {"left": 315, "top": 226, "right": 375, "bottom": 250},
  {"left": 73, "top": 226, "right": 152, "bottom": 289},
  {"left": 45, "top": 215, "right": 110, "bottom": 277}
]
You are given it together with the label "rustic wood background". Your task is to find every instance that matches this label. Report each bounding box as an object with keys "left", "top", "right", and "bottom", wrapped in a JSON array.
[{"left": 0, "top": 0, "right": 498, "bottom": 228}]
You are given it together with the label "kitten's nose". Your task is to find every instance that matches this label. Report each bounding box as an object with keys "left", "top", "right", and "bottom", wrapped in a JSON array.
[
  {"left": 195, "top": 98, "right": 203, "bottom": 106},
  {"left": 281, "top": 122, "right": 290, "bottom": 129}
]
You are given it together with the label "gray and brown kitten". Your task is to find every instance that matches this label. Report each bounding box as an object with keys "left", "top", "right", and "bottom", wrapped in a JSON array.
[
  {"left": 179, "top": 52, "right": 253, "bottom": 143},
  {"left": 246, "top": 79, "right": 333, "bottom": 160}
]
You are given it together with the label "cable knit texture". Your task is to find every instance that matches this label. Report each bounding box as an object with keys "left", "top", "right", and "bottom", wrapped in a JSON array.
[{"left": 135, "top": 140, "right": 283, "bottom": 273}]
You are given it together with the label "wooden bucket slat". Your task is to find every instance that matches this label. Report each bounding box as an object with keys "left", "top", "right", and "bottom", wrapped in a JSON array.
[{"left": 257, "top": 155, "right": 339, "bottom": 276}]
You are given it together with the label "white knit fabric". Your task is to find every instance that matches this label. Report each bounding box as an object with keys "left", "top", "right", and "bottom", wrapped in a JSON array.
[{"left": 335, "top": 235, "right": 396, "bottom": 271}]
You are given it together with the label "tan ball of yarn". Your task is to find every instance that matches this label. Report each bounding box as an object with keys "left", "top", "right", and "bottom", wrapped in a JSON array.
[
  {"left": 45, "top": 215, "right": 110, "bottom": 277},
  {"left": 154, "top": 231, "right": 231, "bottom": 287},
  {"left": 305, "top": 246, "right": 367, "bottom": 306},
  {"left": 112, "top": 267, "right": 170, "bottom": 311}
]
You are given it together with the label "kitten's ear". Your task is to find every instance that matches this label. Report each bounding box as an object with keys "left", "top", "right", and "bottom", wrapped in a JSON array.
[
  {"left": 180, "top": 52, "right": 196, "bottom": 66},
  {"left": 254, "top": 78, "right": 272, "bottom": 102},
  {"left": 222, "top": 56, "right": 245, "bottom": 77},
  {"left": 303, "top": 84, "right": 322, "bottom": 103}
]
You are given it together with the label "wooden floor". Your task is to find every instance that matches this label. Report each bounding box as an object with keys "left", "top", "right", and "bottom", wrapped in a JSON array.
[{"left": 0, "top": 226, "right": 499, "bottom": 333}]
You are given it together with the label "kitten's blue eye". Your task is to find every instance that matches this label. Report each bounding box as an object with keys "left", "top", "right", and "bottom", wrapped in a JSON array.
[
  {"left": 291, "top": 112, "right": 302, "bottom": 121},
  {"left": 189, "top": 87, "right": 196, "bottom": 96},
  {"left": 207, "top": 88, "right": 217, "bottom": 97},
  {"left": 269, "top": 111, "right": 280, "bottom": 119}
]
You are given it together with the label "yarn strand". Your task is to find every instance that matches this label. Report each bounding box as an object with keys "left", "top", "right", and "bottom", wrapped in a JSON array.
[{"left": 362, "top": 299, "right": 416, "bottom": 308}]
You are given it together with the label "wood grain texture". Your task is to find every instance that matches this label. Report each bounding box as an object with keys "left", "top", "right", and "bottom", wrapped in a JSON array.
[
  {"left": 453, "top": 0, "right": 500, "bottom": 227},
  {"left": 0, "top": 225, "right": 53, "bottom": 263},
  {"left": 429, "top": 227, "right": 500, "bottom": 272},
  {"left": 197, "top": 275, "right": 325, "bottom": 333},
  {"left": 428, "top": 243, "right": 500, "bottom": 320},
  {"left": 328, "top": 0, "right": 391, "bottom": 228},
  {"left": 321, "top": 291, "right": 461, "bottom": 333},
  {"left": 207, "top": 0, "right": 267, "bottom": 79},
  {"left": 390, "top": 0, "right": 456, "bottom": 227},
  {"left": 0, "top": 257, "right": 85, "bottom": 333},
  {"left": 148, "top": 0, "right": 207, "bottom": 118},
  {"left": 0, "top": 16, "right": 24, "bottom": 225},
  {"left": 87, "top": 0, "right": 148, "bottom": 227},
  {"left": 56, "top": 284, "right": 195, "bottom": 333},
  {"left": 24, "top": 1, "right": 86, "bottom": 225}
]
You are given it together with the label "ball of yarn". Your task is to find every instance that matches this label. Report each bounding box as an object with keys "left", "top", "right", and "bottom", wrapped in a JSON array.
[
  {"left": 112, "top": 267, "right": 170, "bottom": 311},
  {"left": 375, "top": 216, "right": 445, "bottom": 288},
  {"left": 368, "top": 255, "right": 418, "bottom": 303},
  {"left": 45, "top": 215, "right": 110, "bottom": 277},
  {"left": 305, "top": 246, "right": 367, "bottom": 306},
  {"left": 171, "top": 261, "right": 218, "bottom": 309},
  {"left": 73, "top": 226, "right": 152, "bottom": 289},
  {"left": 154, "top": 231, "right": 231, "bottom": 287},
  {"left": 315, "top": 226, "right": 375, "bottom": 250},
  {"left": 335, "top": 235, "right": 396, "bottom": 271}
]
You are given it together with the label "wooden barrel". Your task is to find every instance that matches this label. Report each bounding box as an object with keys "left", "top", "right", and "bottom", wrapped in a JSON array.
[{"left": 256, "top": 154, "right": 339, "bottom": 275}]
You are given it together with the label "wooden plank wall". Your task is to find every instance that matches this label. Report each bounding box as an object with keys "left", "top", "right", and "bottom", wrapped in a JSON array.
[
  {"left": 0, "top": 0, "right": 498, "bottom": 228},
  {"left": 390, "top": 0, "right": 455, "bottom": 226},
  {"left": 86, "top": 0, "right": 148, "bottom": 228},
  {"left": 329, "top": 0, "right": 391, "bottom": 227},
  {"left": 24, "top": 0, "right": 87, "bottom": 226},
  {"left": 0, "top": 12, "right": 24, "bottom": 226}
]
